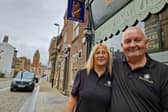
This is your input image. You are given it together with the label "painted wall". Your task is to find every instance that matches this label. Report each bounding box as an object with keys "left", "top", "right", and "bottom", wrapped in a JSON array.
[{"left": 0, "top": 43, "right": 15, "bottom": 77}]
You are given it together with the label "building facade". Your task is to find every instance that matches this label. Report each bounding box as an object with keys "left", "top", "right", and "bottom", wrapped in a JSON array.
[
  {"left": 53, "top": 10, "right": 88, "bottom": 95},
  {"left": 48, "top": 37, "right": 57, "bottom": 85},
  {"left": 14, "top": 56, "right": 31, "bottom": 77},
  {"left": 91, "top": 0, "right": 168, "bottom": 64},
  {"left": 0, "top": 36, "right": 15, "bottom": 77},
  {"left": 32, "top": 50, "right": 40, "bottom": 75}
]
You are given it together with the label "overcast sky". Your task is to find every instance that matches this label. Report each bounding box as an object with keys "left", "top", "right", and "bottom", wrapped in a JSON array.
[{"left": 0, "top": 0, "right": 67, "bottom": 65}]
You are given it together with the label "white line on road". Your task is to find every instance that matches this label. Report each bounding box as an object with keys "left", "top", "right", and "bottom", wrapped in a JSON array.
[{"left": 19, "top": 85, "right": 39, "bottom": 112}]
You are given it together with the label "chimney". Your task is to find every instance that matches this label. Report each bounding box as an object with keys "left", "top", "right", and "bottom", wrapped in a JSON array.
[{"left": 3, "top": 35, "right": 8, "bottom": 43}]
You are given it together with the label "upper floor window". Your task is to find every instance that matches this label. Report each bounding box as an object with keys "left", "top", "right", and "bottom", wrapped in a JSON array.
[
  {"left": 78, "top": 49, "right": 82, "bottom": 58},
  {"left": 73, "top": 22, "right": 79, "bottom": 40},
  {"left": 64, "top": 32, "right": 67, "bottom": 43}
]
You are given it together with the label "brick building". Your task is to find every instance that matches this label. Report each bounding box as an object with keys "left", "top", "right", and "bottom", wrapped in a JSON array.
[{"left": 54, "top": 10, "right": 89, "bottom": 95}]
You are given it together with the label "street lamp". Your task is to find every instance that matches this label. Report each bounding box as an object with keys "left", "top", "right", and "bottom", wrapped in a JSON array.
[
  {"left": 51, "top": 23, "right": 60, "bottom": 88},
  {"left": 54, "top": 23, "right": 60, "bottom": 36},
  {"left": 62, "top": 44, "right": 71, "bottom": 95},
  {"left": 84, "top": 0, "right": 94, "bottom": 60},
  {"left": 84, "top": 27, "right": 93, "bottom": 59}
]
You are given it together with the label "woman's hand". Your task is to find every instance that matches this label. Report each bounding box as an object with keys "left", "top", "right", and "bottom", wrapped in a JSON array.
[{"left": 66, "top": 95, "right": 78, "bottom": 112}]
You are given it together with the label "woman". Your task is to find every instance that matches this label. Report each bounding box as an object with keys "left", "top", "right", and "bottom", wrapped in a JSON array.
[{"left": 66, "top": 43, "right": 112, "bottom": 112}]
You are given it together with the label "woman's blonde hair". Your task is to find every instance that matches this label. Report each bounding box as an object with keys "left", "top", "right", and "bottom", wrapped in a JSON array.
[{"left": 85, "top": 43, "right": 112, "bottom": 75}]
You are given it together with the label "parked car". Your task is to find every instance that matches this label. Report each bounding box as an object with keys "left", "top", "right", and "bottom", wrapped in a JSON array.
[{"left": 10, "top": 71, "right": 37, "bottom": 92}]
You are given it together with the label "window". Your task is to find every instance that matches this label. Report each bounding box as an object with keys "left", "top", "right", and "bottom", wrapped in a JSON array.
[
  {"left": 72, "top": 53, "right": 78, "bottom": 81},
  {"left": 64, "top": 32, "right": 67, "bottom": 43},
  {"left": 144, "top": 15, "right": 161, "bottom": 52},
  {"left": 144, "top": 6, "right": 168, "bottom": 52},
  {"left": 72, "top": 53, "right": 78, "bottom": 68},
  {"left": 78, "top": 50, "right": 82, "bottom": 58},
  {"left": 160, "top": 7, "right": 168, "bottom": 49},
  {"left": 73, "top": 22, "right": 79, "bottom": 39}
]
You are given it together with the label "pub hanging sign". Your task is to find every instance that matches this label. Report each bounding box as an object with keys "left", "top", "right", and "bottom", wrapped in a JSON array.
[{"left": 67, "top": 0, "right": 85, "bottom": 22}]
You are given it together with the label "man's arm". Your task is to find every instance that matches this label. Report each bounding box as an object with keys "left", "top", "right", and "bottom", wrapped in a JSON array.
[{"left": 160, "top": 66, "right": 168, "bottom": 112}]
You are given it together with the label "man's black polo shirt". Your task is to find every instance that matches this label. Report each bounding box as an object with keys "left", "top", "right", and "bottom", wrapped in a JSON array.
[
  {"left": 110, "top": 56, "right": 168, "bottom": 112},
  {"left": 71, "top": 69, "right": 111, "bottom": 112}
]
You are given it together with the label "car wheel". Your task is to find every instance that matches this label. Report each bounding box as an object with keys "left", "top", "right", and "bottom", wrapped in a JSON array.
[
  {"left": 10, "top": 88, "right": 14, "bottom": 92},
  {"left": 30, "top": 88, "right": 34, "bottom": 92}
]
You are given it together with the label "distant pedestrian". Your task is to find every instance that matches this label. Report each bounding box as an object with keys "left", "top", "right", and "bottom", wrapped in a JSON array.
[
  {"left": 51, "top": 79, "right": 54, "bottom": 88},
  {"left": 66, "top": 43, "right": 112, "bottom": 112},
  {"left": 110, "top": 26, "right": 168, "bottom": 112}
]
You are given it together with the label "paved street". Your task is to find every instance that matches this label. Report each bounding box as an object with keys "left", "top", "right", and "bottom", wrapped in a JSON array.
[
  {"left": 0, "top": 78, "right": 35, "bottom": 112},
  {"left": 0, "top": 78, "right": 68, "bottom": 112},
  {"left": 0, "top": 78, "right": 11, "bottom": 90},
  {"left": 0, "top": 88, "right": 31, "bottom": 112},
  {"left": 36, "top": 78, "right": 68, "bottom": 112}
]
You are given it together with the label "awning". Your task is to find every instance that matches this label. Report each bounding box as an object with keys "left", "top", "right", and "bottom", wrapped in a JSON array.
[{"left": 95, "top": 0, "right": 168, "bottom": 42}]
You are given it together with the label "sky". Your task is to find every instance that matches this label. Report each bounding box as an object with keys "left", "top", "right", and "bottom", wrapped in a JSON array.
[{"left": 0, "top": 0, "right": 68, "bottom": 65}]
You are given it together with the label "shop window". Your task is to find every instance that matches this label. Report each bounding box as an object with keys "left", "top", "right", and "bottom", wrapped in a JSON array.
[
  {"left": 160, "top": 7, "right": 168, "bottom": 50},
  {"left": 144, "top": 15, "right": 161, "bottom": 53},
  {"left": 144, "top": 6, "right": 168, "bottom": 53}
]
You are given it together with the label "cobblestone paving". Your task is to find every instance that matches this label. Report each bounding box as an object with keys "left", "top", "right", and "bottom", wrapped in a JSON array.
[
  {"left": 0, "top": 80, "right": 11, "bottom": 89},
  {"left": 0, "top": 78, "right": 12, "bottom": 81},
  {"left": 0, "top": 90, "right": 31, "bottom": 112}
]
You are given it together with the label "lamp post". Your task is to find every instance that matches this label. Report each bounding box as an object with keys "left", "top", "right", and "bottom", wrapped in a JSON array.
[
  {"left": 51, "top": 23, "right": 60, "bottom": 88},
  {"left": 84, "top": 0, "right": 94, "bottom": 60},
  {"left": 62, "top": 44, "right": 71, "bottom": 95},
  {"left": 84, "top": 27, "right": 93, "bottom": 59},
  {"left": 54, "top": 23, "right": 60, "bottom": 36}
]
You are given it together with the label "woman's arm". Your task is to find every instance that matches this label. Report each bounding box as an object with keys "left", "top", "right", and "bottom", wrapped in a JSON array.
[{"left": 66, "top": 95, "right": 78, "bottom": 112}]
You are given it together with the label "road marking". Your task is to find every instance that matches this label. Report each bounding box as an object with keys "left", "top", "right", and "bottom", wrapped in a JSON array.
[{"left": 19, "top": 85, "right": 39, "bottom": 112}]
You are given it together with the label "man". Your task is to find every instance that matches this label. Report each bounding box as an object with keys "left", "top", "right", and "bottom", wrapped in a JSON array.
[{"left": 110, "top": 26, "right": 168, "bottom": 112}]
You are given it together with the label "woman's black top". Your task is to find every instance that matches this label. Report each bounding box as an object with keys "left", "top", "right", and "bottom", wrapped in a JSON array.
[{"left": 71, "top": 69, "right": 112, "bottom": 112}]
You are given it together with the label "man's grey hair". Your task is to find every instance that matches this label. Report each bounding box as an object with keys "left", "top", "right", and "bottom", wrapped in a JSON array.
[{"left": 121, "top": 26, "right": 146, "bottom": 43}]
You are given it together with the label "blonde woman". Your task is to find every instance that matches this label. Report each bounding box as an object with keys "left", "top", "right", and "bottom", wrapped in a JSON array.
[{"left": 66, "top": 43, "right": 112, "bottom": 112}]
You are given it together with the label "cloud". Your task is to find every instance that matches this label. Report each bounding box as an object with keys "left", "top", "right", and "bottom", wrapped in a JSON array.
[{"left": 0, "top": 0, "right": 67, "bottom": 65}]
